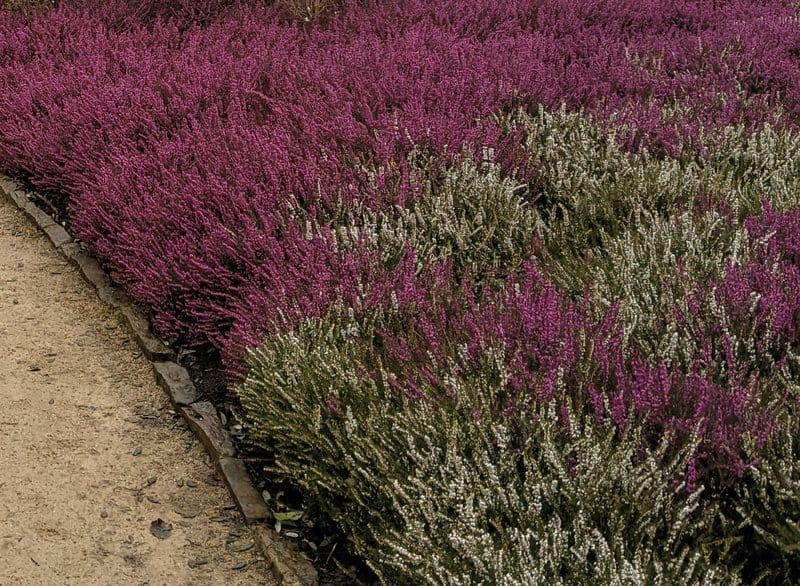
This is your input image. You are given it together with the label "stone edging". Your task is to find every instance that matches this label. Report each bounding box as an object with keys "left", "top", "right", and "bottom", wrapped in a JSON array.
[{"left": 0, "top": 176, "right": 319, "bottom": 586}]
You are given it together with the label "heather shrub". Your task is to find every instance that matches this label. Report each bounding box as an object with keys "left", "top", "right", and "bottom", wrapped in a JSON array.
[
  {"left": 278, "top": 0, "right": 336, "bottom": 22},
  {"left": 1, "top": 0, "right": 51, "bottom": 18},
  {"left": 700, "top": 122, "right": 800, "bottom": 218},
  {"left": 331, "top": 151, "right": 539, "bottom": 277},
  {"left": 237, "top": 242, "right": 782, "bottom": 579},
  {"left": 728, "top": 409, "right": 800, "bottom": 584},
  {"left": 232, "top": 106, "right": 800, "bottom": 579},
  {"left": 502, "top": 108, "right": 800, "bottom": 374},
  {"left": 502, "top": 111, "right": 800, "bottom": 291},
  {"left": 497, "top": 109, "right": 796, "bottom": 485},
  {"left": 497, "top": 106, "right": 699, "bottom": 288},
  {"left": 238, "top": 314, "right": 733, "bottom": 584}
]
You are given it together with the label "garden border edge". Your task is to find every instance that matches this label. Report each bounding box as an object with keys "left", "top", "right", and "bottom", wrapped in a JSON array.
[{"left": 0, "top": 175, "right": 319, "bottom": 586}]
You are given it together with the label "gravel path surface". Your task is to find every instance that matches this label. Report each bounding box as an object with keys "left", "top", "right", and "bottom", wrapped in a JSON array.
[{"left": 0, "top": 198, "right": 274, "bottom": 584}]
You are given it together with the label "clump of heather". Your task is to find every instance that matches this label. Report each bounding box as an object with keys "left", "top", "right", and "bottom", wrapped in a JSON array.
[
  {"left": 489, "top": 107, "right": 800, "bottom": 580},
  {"left": 220, "top": 147, "right": 541, "bottom": 364},
  {"left": 239, "top": 311, "right": 733, "bottom": 584},
  {"left": 500, "top": 107, "right": 799, "bottom": 482},
  {"left": 235, "top": 103, "right": 800, "bottom": 581},
  {"left": 1, "top": 0, "right": 52, "bottom": 19},
  {"left": 711, "top": 213, "right": 800, "bottom": 378},
  {"left": 728, "top": 411, "right": 800, "bottom": 585},
  {"left": 512, "top": 111, "right": 800, "bottom": 400}
]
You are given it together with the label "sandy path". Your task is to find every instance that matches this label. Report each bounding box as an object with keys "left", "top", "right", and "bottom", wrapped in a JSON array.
[{"left": 0, "top": 198, "right": 274, "bottom": 584}]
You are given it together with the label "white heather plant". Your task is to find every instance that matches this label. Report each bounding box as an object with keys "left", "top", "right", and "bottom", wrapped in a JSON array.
[
  {"left": 238, "top": 316, "right": 736, "bottom": 585},
  {"left": 326, "top": 150, "right": 540, "bottom": 282},
  {"left": 499, "top": 105, "right": 701, "bottom": 270},
  {"left": 701, "top": 121, "right": 800, "bottom": 217},
  {"left": 574, "top": 208, "right": 752, "bottom": 366},
  {"left": 503, "top": 108, "right": 800, "bottom": 275}
]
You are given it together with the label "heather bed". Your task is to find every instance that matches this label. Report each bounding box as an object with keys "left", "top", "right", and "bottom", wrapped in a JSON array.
[{"left": 3, "top": 1, "right": 800, "bottom": 583}]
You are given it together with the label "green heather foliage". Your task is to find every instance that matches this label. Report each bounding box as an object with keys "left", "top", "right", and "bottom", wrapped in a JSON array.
[
  {"left": 239, "top": 317, "right": 733, "bottom": 585},
  {"left": 703, "top": 122, "right": 800, "bottom": 218},
  {"left": 326, "top": 151, "right": 539, "bottom": 281},
  {"left": 500, "top": 106, "right": 701, "bottom": 267},
  {"left": 570, "top": 207, "right": 752, "bottom": 365}
]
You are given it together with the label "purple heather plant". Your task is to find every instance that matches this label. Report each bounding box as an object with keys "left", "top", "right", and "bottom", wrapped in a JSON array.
[{"left": 1, "top": 0, "right": 799, "bottom": 361}]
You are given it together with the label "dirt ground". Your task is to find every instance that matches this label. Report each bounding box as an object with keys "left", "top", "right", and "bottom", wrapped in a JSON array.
[{"left": 0, "top": 198, "right": 275, "bottom": 585}]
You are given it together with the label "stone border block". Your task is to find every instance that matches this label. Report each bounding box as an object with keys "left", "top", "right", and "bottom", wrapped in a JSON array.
[
  {"left": 218, "top": 457, "right": 271, "bottom": 523},
  {"left": 23, "top": 201, "right": 57, "bottom": 229},
  {"left": 179, "top": 401, "right": 235, "bottom": 459},
  {"left": 7, "top": 189, "right": 28, "bottom": 208},
  {"left": 252, "top": 525, "right": 319, "bottom": 586},
  {"left": 119, "top": 305, "right": 176, "bottom": 361},
  {"left": 153, "top": 361, "right": 199, "bottom": 406},
  {"left": 43, "top": 223, "right": 72, "bottom": 248},
  {"left": 71, "top": 250, "right": 111, "bottom": 290},
  {"left": 58, "top": 241, "right": 82, "bottom": 258}
]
